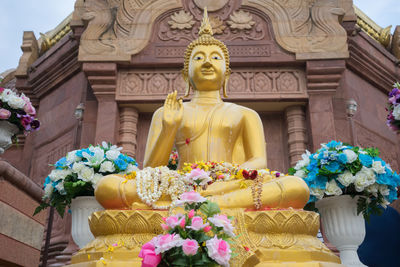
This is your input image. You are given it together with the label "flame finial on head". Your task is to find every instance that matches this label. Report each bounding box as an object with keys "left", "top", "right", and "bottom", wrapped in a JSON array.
[{"left": 198, "top": 7, "right": 213, "bottom": 36}]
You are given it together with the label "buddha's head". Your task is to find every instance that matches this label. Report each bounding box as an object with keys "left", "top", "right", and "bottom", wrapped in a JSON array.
[{"left": 182, "top": 8, "right": 231, "bottom": 97}]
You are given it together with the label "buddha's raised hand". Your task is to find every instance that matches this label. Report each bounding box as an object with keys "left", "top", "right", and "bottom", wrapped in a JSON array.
[{"left": 162, "top": 90, "right": 183, "bottom": 128}]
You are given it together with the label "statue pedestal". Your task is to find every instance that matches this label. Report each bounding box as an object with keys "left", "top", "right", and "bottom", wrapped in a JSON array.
[{"left": 67, "top": 209, "right": 344, "bottom": 266}]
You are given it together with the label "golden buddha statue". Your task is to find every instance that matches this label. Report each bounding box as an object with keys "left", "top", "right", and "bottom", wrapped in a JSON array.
[
  {"left": 95, "top": 9, "right": 309, "bottom": 211},
  {"left": 70, "top": 9, "right": 343, "bottom": 267}
]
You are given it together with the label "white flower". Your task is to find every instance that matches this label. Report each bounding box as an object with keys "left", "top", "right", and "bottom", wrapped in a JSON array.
[
  {"left": 83, "top": 147, "right": 105, "bottom": 167},
  {"left": 208, "top": 214, "right": 235, "bottom": 237},
  {"left": 325, "top": 180, "right": 342, "bottom": 196},
  {"left": 393, "top": 104, "right": 400, "bottom": 120},
  {"left": 106, "top": 149, "right": 120, "bottom": 161},
  {"left": 184, "top": 168, "right": 212, "bottom": 186},
  {"left": 91, "top": 174, "right": 104, "bottom": 189},
  {"left": 78, "top": 166, "right": 95, "bottom": 182},
  {"left": 49, "top": 169, "right": 72, "bottom": 182},
  {"left": 1, "top": 89, "right": 15, "bottom": 102},
  {"left": 354, "top": 167, "right": 376, "bottom": 192},
  {"left": 43, "top": 184, "right": 54, "bottom": 199},
  {"left": 66, "top": 150, "right": 81, "bottom": 164},
  {"left": 8, "top": 95, "right": 25, "bottom": 109},
  {"left": 99, "top": 161, "right": 115, "bottom": 173},
  {"left": 294, "top": 150, "right": 311, "bottom": 170},
  {"left": 294, "top": 169, "right": 306, "bottom": 178},
  {"left": 310, "top": 187, "right": 325, "bottom": 200},
  {"left": 337, "top": 170, "right": 355, "bottom": 187},
  {"left": 371, "top": 161, "right": 386, "bottom": 174},
  {"left": 379, "top": 184, "right": 390, "bottom": 196},
  {"left": 55, "top": 182, "right": 66, "bottom": 195},
  {"left": 72, "top": 162, "right": 85, "bottom": 173},
  {"left": 126, "top": 164, "right": 139, "bottom": 174},
  {"left": 343, "top": 149, "right": 357, "bottom": 163},
  {"left": 366, "top": 184, "right": 379, "bottom": 197}
]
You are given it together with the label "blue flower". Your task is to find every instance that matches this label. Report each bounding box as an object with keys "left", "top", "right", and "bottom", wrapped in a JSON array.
[
  {"left": 306, "top": 158, "right": 318, "bottom": 171},
  {"left": 388, "top": 187, "right": 398, "bottom": 203},
  {"left": 114, "top": 157, "right": 128, "bottom": 171},
  {"left": 325, "top": 161, "right": 340, "bottom": 173},
  {"left": 359, "top": 154, "right": 373, "bottom": 167},
  {"left": 338, "top": 153, "right": 348, "bottom": 164},
  {"left": 55, "top": 157, "right": 67, "bottom": 169},
  {"left": 376, "top": 173, "right": 390, "bottom": 186},
  {"left": 308, "top": 175, "right": 327, "bottom": 190},
  {"left": 76, "top": 148, "right": 93, "bottom": 158},
  {"left": 326, "top": 140, "right": 343, "bottom": 149},
  {"left": 308, "top": 194, "right": 317, "bottom": 204},
  {"left": 43, "top": 176, "right": 51, "bottom": 187}
]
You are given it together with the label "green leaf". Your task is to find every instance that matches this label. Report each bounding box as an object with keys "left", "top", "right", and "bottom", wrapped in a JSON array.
[
  {"left": 172, "top": 257, "right": 188, "bottom": 266},
  {"left": 33, "top": 202, "right": 49, "bottom": 216},
  {"left": 288, "top": 167, "right": 296, "bottom": 175},
  {"left": 200, "top": 201, "right": 220, "bottom": 217}
]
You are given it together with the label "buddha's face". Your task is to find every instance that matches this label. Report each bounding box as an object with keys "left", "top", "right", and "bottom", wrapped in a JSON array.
[{"left": 188, "top": 45, "right": 226, "bottom": 91}]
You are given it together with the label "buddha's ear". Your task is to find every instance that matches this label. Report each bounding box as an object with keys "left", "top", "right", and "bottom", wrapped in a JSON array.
[
  {"left": 223, "top": 70, "right": 230, "bottom": 98},
  {"left": 182, "top": 70, "right": 190, "bottom": 97}
]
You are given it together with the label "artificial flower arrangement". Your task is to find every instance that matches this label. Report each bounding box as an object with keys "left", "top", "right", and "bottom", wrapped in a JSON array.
[
  {"left": 167, "top": 149, "right": 179, "bottom": 170},
  {"left": 387, "top": 82, "right": 400, "bottom": 133},
  {"left": 0, "top": 87, "right": 40, "bottom": 134},
  {"left": 139, "top": 191, "right": 235, "bottom": 267},
  {"left": 288, "top": 140, "right": 400, "bottom": 220},
  {"left": 34, "top": 142, "right": 138, "bottom": 217},
  {"left": 133, "top": 161, "right": 283, "bottom": 211}
]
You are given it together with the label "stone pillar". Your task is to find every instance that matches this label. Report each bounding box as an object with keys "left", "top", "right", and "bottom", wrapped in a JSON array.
[
  {"left": 306, "top": 60, "right": 345, "bottom": 151},
  {"left": 83, "top": 63, "right": 118, "bottom": 144},
  {"left": 118, "top": 107, "right": 139, "bottom": 157},
  {"left": 285, "top": 106, "right": 307, "bottom": 167}
]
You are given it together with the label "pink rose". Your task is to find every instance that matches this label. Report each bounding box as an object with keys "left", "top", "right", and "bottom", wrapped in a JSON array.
[
  {"left": 165, "top": 214, "right": 183, "bottom": 229},
  {"left": 24, "top": 102, "right": 36, "bottom": 115},
  {"left": 179, "top": 217, "right": 186, "bottom": 228},
  {"left": 187, "top": 216, "right": 208, "bottom": 231},
  {"left": 161, "top": 224, "right": 169, "bottom": 231},
  {"left": 154, "top": 233, "right": 183, "bottom": 254},
  {"left": 203, "top": 225, "right": 212, "bottom": 232},
  {"left": 208, "top": 214, "right": 235, "bottom": 237},
  {"left": 175, "top": 191, "right": 207, "bottom": 206},
  {"left": 139, "top": 242, "right": 161, "bottom": 267},
  {"left": 0, "top": 108, "right": 11, "bottom": 119},
  {"left": 184, "top": 168, "right": 212, "bottom": 185},
  {"left": 188, "top": 209, "right": 195, "bottom": 219},
  {"left": 182, "top": 239, "right": 199, "bottom": 256},
  {"left": 206, "top": 236, "right": 232, "bottom": 267}
]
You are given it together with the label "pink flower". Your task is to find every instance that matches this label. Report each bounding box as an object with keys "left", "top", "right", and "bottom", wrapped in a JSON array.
[
  {"left": 182, "top": 239, "right": 199, "bottom": 256},
  {"left": 188, "top": 209, "right": 195, "bottom": 219},
  {"left": 175, "top": 191, "right": 207, "bottom": 206},
  {"left": 0, "top": 88, "right": 4, "bottom": 94},
  {"left": 165, "top": 214, "right": 183, "bottom": 229},
  {"left": 206, "top": 236, "right": 231, "bottom": 267},
  {"left": 184, "top": 168, "right": 212, "bottom": 185},
  {"left": 24, "top": 102, "right": 36, "bottom": 115},
  {"left": 138, "top": 242, "right": 161, "bottom": 267},
  {"left": 161, "top": 224, "right": 169, "bottom": 231},
  {"left": 179, "top": 217, "right": 186, "bottom": 228},
  {"left": 208, "top": 214, "right": 235, "bottom": 237},
  {"left": 203, "top": 225, "right": 212, "bottom": 232},
  {"left": 187, "top": 216, "right": 209, "bottom": 231},
  {"left": 0, "top": 108, "right": 11, "bottom": 119},
  {"left": 153, "top": 234, "right": 183, "bottom": 254}
]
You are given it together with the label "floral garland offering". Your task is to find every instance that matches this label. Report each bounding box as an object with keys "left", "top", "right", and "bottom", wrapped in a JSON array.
[
  {"left": 139, "top": 191, "right": 235, "bottom": 267},
  {"left": 289, "top": 140, "right": 400, "bottom": 220},
  {"left": 0, "top": 87, "right": 40, "bottom": 134},
  {"left": 387, "top": 82, "right": 400, "bottom": 133},
  {"left": 34, "top": 142, "right": 138, "bottom": 217}
]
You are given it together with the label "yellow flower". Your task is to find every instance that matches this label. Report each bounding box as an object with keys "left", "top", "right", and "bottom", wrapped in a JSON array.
[
  {"left": 107, "top": 245, "right": 114, "bottom": 252},
  {"left": 124, "top": 171, "right": 136, "bottom": 180}
]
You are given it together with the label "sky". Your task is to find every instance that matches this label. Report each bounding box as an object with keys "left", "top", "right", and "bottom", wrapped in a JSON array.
[{"left": 0, "top": 0, "right": 399, "bottom": 74}]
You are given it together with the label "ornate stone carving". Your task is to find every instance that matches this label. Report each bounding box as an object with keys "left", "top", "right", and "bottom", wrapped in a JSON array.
[
  {"left": 391, "top": 26, "right": 400, "bottom": 59},
  {"left": 209, "top": 15, "right": 226, "bottom": 34},
  {"left": 285, "top": 106, "right": 308, "bottom": 167},
  {"left": 193, "top": 0, "right": 229, "bottom": 11},
  {"left": 75, "top": 0, "right": 349, "bottom": 62},
  {"left": 117, "top": 68, "right": 307, "bottom": 101},
  {"left": 227, "top": 10, "right": 255, "bottom": 30},
  {"left": 168, "top": 10, "right": 195, "bottom": 30}
]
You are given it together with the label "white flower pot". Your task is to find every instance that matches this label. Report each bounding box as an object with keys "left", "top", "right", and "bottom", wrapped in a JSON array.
[
  {"left": 316, "top": 195, "right": 366, "bottom": 267},
  {"left": 70, "top": 196, "right": 103, "bottom": 249},
  {"left": 0, "top": 121, "right": 19, "bottom": 154}
]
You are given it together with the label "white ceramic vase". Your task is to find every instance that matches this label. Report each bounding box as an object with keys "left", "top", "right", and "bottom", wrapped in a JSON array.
[
  {"left": 316, "top": 195, "right": 367, "bottom": 267},
  {"left": 70, "top": 196, "right": 103, "bottom": 249},
  {"left": 0, "top": 120, "right": 19, "bottom": 154}
]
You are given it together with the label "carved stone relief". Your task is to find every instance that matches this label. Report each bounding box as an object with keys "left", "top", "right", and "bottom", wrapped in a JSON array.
[
  {"left": 117, "top": 68, "right": 306, "bottom": 101},
  {"left": 74, "top": 0, "right": 349, "bottom": 62}
]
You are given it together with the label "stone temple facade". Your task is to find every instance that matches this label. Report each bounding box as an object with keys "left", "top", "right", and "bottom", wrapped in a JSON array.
[{"left": 0, "top": 0, "right": 399, "bottom": 266}]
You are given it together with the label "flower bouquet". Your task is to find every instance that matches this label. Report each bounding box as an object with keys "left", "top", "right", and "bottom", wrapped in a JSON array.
[
  {"left": 387, "top": 82, "right": 400, "bottom": 133},
  {"left": 288, "top": 140, "right": 400, "bottom": 220},
  {"left": 0, "top": 87, "right": 40, "bottom": 134},
  {"left": 139, "top": 191, "right": 235, "bottom": 267},
  {"left": 167, "top": 149, "right": 179, "bottom": 170},
  {"left": 34, "top": 142, "right": 138, "bottom": 217}
]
